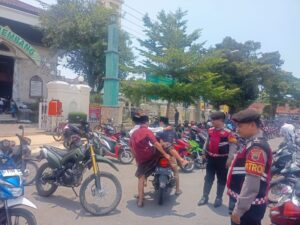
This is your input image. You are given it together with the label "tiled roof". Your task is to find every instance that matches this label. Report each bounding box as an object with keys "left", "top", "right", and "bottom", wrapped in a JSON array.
[{"left": 0, "top": 0, "right": 41, "bottom": 15}]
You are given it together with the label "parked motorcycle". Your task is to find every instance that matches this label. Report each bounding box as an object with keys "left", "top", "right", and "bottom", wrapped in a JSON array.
[
  {"left": 0, "top": 126, "right": 38, "bottom": 186},
  {"left": 0, "top": 169, "right": 37, "bottom": 225},
  {"left": 269, "top": 161, "right": 300, "bottom": 204},
  {"left": 61, "top": 122, "right": 88, "bottom": 149},
  {"left": 270, "top": 180, "right": 300, "bottom": 225},
  {"left": 35, "top": 132, "right": 122, "bottom": 216},
  {"left": 95, "top": 132, "right": 134, "bottom": 164},
  {"left": 188, "top": 128, "right": 207, "bottom": 169},
  {"left": 272, "top": 143, "right": 297, "bottom": 177},
  {"left": 152, "top": 157, "right": 176, "bottom": 205}
]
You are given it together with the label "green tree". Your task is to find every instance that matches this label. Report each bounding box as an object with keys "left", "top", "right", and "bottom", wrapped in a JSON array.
[
  {"left": 210, "top": 37, "right": 300, "bottom": 115},
  {"left": 40, "top": 0, "right": 134, "bottom": 91},
  {"left": 134, "top": 9, "right": 238, "bottom": 116}
]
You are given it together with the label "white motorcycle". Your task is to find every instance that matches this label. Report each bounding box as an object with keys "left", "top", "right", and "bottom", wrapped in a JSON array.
[{"left": 0, "top": 169, "right": 37, "bottom": 225}]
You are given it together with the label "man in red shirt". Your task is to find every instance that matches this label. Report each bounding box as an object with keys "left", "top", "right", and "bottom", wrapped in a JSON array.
[{"left": 130, "top": 115, "right": 171, "bottom": 207}]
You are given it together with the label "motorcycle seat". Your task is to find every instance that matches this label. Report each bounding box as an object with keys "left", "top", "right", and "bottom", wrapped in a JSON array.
[{"left": 43, "top": 145, "right": 69, "bottom": 157}]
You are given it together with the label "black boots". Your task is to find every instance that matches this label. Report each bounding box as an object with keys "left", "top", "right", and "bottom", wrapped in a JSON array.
[
  {"left": 197, "top": 196, "right": 208, "bottom": 206},
  {"left": 213, "top": 198, "right": 223, "bottom": 208}
]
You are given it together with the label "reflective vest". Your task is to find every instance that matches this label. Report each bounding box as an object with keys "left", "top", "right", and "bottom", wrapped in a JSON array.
[
  {"left": 227, "top": 137, "right": 272, "bottom": 205},
  {"left": 207, "top": 127, "right": 234, "bottom": 157}
]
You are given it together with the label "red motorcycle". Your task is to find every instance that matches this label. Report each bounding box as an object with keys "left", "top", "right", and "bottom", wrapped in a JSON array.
[
  {"left": 270, "top": 180, "right": 300, "bottom": 225},
  {"left": 95, "top": 132, "right": 133, "bottom": 164},
  {"left": 173, "top": 139, "right": 194, "bottom": 173}
]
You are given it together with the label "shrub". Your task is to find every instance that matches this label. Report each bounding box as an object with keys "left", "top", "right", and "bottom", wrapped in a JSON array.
[{"left": 68, "top": 112, "right": 87, "bottom": 123}]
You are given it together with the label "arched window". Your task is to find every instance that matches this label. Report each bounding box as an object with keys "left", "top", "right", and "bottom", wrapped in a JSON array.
[{"left": 29, "top": 75, "right": 43, "bottom": 98}]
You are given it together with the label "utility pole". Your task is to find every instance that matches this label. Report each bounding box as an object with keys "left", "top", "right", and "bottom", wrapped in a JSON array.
[{"left": 103, "top": 14, "right": 119, "bottom": 107}]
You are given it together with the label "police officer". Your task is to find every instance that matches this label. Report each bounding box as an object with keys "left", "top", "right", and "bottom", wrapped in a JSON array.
[
  {"left": 227, "top": 109, "right": 272, "bottom": 225},
  {"left": 198, "top": 111, "right": 237, "bottom": 207}
]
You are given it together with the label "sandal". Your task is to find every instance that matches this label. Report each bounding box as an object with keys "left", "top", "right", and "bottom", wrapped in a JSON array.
[
  {"left": 137, "top": 199, "right": 144, "bottom": 208},
  {"left": 181, "top": 159, "right": 189, "bottom": 167}
]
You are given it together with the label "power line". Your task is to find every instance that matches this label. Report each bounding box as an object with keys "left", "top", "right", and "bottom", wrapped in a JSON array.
[
  {"left": 123, "top": 3, "right": 146, "bottom": 17},
  {"left": 122, "top": 17, "right": 145, "bottom": 30},
  {"left": 123, "top": 10, "right": 144, "bottom": 23},
  {"left": 122, "top": 25, "right": 145, "bottom": 38}
]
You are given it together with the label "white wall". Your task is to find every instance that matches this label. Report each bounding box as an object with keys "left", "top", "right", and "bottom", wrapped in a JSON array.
[{"left": 47, "top": 81, "right": 91, "bottom": 119}]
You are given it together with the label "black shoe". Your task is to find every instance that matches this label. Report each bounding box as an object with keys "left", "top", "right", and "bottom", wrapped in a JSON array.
[
  {"left": 214, "top": 198, "right": 222, "bottom": 208},
  {"left": 198, "top": 196, "right": 208, "bottom": 206}
]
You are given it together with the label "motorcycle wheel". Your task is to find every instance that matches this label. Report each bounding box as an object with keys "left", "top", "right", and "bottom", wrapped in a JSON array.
[
  {"left": 180, "top": 156, "right": 194, "bottom": 173},
  {"left": 7, "top": 208, "right": 37, "bottom": 225},
  {"left": 268, "top": 181, "right": 293, "bottom": 204},
  {"left": 35, "top": 163, "right": 58, "bottom": 197},
  {"left": 158, "top": 187, "right": 165, "bottom": 205},
  {"left": 52, "top": 127, "right": 63, "bottom": 142},
  {"left": 23, "top": 160, "right": 38, "bottom": 186},
  {"left": 80, "top": 171, "right": 122, "bottom": 216},
  {"left": 194, "top": 157, "right": 206, "bottom": 169},
  {"left": 118, "top": 148, "right": 134, "bottom": 164}
]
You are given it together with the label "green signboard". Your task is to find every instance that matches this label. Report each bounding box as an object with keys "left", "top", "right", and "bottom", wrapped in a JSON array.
[
  {"left": 146, "top": 74, "right": 174, "bottom": 86},
  {"left": 0, "top": 26, "right": 41, "bottom": 66}
]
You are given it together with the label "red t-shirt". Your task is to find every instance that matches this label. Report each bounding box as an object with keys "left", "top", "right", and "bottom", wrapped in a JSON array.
[{"left": 130, "top": 126, "right": 158, "bottom": 164}]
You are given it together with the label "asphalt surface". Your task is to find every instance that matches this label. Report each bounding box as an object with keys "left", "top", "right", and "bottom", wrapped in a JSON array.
[{"left": 18, "top": 136, "right": 281, "bottom": 225}]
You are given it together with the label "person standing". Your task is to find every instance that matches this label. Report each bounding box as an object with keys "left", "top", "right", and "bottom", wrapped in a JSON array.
[
  {"left": 130, "top": 115, "right": 171, "bottom": 207},
  {"left": 227, "top": 109, "right": 272, "bottom": 225},
  {"left": 174, "top": 108, "right": 179, "bottom": 126},
  {"left": 198, "top": 111, "right": 237, "bottom": 207}
]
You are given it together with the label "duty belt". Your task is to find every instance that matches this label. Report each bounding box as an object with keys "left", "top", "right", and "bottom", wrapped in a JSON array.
[
  {"left": 227, "top": 188, "right": 267, "bottom": 205},
  {"left": 207, "top": 151, "right": 228, "bottom": 157}
]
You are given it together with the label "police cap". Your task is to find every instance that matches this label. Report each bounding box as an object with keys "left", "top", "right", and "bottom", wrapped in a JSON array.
[
  {"left": 232, "top": 109, "right": 261, "bottom": 123},
  {"left": 210, "top": 111, "right": 225, "bottom": 120}
]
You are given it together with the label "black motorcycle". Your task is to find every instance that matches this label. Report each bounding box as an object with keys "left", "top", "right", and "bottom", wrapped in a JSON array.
[
  {"left": 269, "top": 160, "right": 300, "bottom": 205},
  {"left": 271, "top": 144, "right": 294, "bottom": 177},
  {"left": 35, "top": 131, "right": 122, "bottom": 216},
  {"left": 0, "top": 126, "right": 38, "bottom": 186},
  {"left": 152, "top": 157, "right": 176, "bottom": 205},
  {"left": 62, "top": 121, "right": 88, "bottom": 149}
]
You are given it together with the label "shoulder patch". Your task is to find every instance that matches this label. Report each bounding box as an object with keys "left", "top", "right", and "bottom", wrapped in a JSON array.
[{"left": 245, "top": 147, "right": 266, "bottom": 176}]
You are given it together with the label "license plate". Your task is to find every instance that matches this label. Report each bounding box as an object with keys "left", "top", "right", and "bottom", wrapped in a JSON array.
[{"left": 155, "top": 167, "right": 172, "bottom": 174}]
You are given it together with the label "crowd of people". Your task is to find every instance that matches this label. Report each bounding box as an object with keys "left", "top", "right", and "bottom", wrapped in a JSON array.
[{"left": 129, "top": 108, "right": 273, "bottom": 225}]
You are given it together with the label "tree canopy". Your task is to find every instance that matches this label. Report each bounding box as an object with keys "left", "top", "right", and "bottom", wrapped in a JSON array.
[{"left": 40, "top": 0, "right": 134, "bottom": 91}]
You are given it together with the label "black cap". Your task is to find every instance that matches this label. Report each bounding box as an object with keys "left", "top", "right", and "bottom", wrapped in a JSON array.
[
  {"left": 132, "top": 114, "right": 142, "bottom": 124},
  {"left": 159, "top": 116, "right": 169, "bottom": 125},
  {"left": 140, "top": 115, "right": 149, "bottom": 124},
  {"left": 210, "top": 111, "right": 225, "bottom": 120},
  {"left": 232, "top": 109, "right": 261, "bottom": 123}
]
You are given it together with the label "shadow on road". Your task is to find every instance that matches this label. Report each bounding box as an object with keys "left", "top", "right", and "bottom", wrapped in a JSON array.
[
  {"left": 33, "top": 192, "right": 121, "bottom": 218},
  {"left": 126, "top": 192, "right": 196, "bottom": 219},
  {"left": 207, "top": 203, "right": 229, "bottom": 217}
]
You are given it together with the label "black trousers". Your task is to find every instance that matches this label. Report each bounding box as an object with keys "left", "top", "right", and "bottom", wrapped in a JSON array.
[
  {"left": 229, "top": 197, "right": 266, "bottom": 225},
  {"left": 203, "top": 156, "right": 228, "bottom": 199}
]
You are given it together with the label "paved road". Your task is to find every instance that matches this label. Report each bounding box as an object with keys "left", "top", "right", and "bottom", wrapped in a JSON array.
[{"left": 22, "top": 137, "right": 281, "bottom": 225}]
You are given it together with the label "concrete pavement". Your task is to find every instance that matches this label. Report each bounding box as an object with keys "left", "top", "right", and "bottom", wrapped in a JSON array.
[{"left": 20, "top": 137, "right": 281, "bottom": 225}]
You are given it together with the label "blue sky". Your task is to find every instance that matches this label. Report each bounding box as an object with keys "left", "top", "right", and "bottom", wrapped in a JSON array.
[{"left": 25, "top": 0, "right": 300, "bottom": 78}]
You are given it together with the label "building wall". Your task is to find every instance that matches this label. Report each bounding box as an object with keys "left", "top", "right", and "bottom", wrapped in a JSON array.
[{"left": 12, "top": 45, "right": 57, "bottom": 103}]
